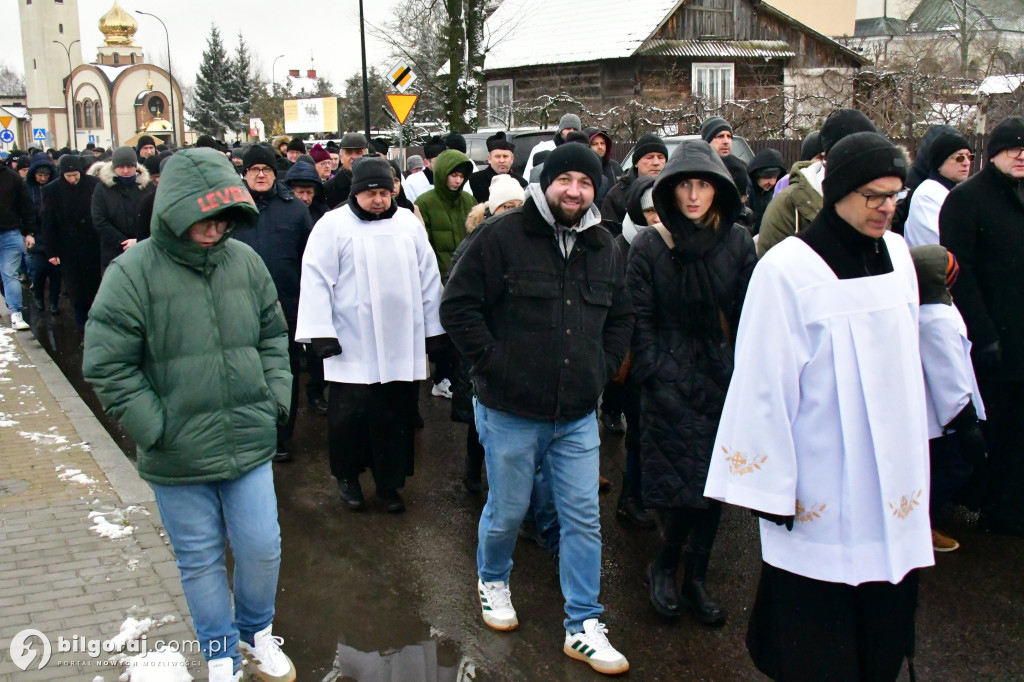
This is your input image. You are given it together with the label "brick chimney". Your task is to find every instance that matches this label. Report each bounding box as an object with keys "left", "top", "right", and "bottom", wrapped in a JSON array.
[
  {"left": 288, "top": 69, "right": 300, "bottom": 78},
  {"left": 307, "top": 69, "right": 317, "bottom": 79}
]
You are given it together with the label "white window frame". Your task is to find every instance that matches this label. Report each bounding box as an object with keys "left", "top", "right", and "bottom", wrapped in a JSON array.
[
  {"left": 486, "top": 79, "right": 514, "bottom": 128},
  {"left": 692, "top": 62, "right": 735, "bottom": 107}
]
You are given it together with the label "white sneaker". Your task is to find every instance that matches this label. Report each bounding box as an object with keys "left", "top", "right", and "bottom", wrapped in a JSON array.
[
  {"left": 207, "top": 657, "right": 241, "bottom": 682},
  {"left": 10, "top": 312, "right": 28, "bottom": 330},
  {"left": 238, "top": 624, "right": 296, "bottom": 682},
  {"left": 478, "top": 579, "right": 518, "bottom": 631},
  {"left": 564, "top": 618, "right": 629, "bottom": 675},
  {"left": 431, "top": 378, "right": 453, "bottom": 399}
]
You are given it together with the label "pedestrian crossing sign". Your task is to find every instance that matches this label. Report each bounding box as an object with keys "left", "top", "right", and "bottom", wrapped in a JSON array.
[{"left": 33, "top": 128, "right": 47, "bottom": 141}]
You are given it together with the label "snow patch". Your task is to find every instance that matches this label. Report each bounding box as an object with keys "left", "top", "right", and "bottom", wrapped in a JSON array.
[
  {"left": 119, "top": 651, "right": 194, "bottom": 682},
  {"left": 57, "top": 466, "right": 98, "bottom": 485},
  {"left": 88, "top": 508, "right": 137, "bottom": 539},
  {"left": 19, "top": 430, "right": 69, "bottom": 445}
]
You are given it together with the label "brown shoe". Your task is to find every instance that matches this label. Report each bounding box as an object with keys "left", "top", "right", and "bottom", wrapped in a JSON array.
[
  {"left": 932, "top": 529, "right": 960, "bottom": 553},
  {"left": 598, "top": 475, "right": 611, "bottom": 493}
]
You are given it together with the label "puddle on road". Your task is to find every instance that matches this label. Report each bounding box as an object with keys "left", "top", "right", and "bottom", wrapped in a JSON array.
[{"left": 321, "top": 635, "right": 475, "bottom": 682}]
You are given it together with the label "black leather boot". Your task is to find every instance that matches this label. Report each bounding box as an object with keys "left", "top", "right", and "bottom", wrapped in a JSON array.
[
  {"left": 680, "top": 550, "right": 726, "bottom": 626},
  {"left": 646, "top": 552, "right": 682, "bottom": 617},
  {"left": 617, "top": 490, "right": 656, "bottom": 528},
  {"left": 337, "top": 478, "right": 364, "bottom": 511}
]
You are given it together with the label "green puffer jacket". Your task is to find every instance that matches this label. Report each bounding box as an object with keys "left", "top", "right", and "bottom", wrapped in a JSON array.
[
  {"left": 415, "top": 149, "right": 476, "bottom": 276},
  {"left": 756, "top": 160, "right": 822, "bottom": 258},
  {"left": 82, "top": 148, "right": 292, "bottom": 485}
]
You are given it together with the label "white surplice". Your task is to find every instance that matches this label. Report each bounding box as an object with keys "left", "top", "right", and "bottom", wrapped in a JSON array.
[
  {"left": 705, "top": 232, "right": 934, "bottom": 586},
  {"left": 919, "top": 303, "right": 986, "bottom": 438},
  {"left": 295, "top": 204, "right": 444, "bottom": 385}
]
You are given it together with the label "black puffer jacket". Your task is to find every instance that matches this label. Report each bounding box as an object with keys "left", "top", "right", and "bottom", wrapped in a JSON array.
[
  {"left": 0, "top": 166, "right": 35, "bottom": 235},
  {"left": 440, "top": 193, "right": 634, "bottom": 422},
  {"left": 600, "top": 168, "right": 638, "bottom": 236},
  {"left": 627, "top": 140, "right": 756, "bottom": 509}
]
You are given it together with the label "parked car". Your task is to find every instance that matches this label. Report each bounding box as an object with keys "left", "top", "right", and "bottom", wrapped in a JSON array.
[
  {"left": 463, "top": 130, "right": 555, "bottom": 177},
  {"left": 619, "top": 134, "right": 755, "bottom": 173}
]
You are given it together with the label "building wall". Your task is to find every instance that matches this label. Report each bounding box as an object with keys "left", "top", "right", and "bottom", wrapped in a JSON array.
[
  {"left": 69, "top": 70, "right": 114, "bottom": 149},
  {"left": 766, "top": 0, "right": 857, "bottom": 36},
  {"left": 19, "top": 0, "right": 83, "bottom": 148},
  {"left": 855, "top": 0, "right": 918, "bottom": 21}
]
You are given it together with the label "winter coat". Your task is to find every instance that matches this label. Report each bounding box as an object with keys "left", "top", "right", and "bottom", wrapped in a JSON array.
[
  {"left": 468, "top": 164, "right": 527, "bottom": 203},
  {"left": 440, "top": 189, "right": 634, "bottom": 422},
  {"left": 134, "top": 186, "right": 156, "bottom": 242},
  {"left": 600, "top": 168, "right": 639, "bottom": 237},
  {"left": 284, "top": 160, "right": 331, "bottom": 224},
  {"left": 0, "top": 166, "right": 35, "bottom": 235},
  {"left": 756, "top": 160, "right": 822, "bottom": 257},
  {"left": 231, "top": 180, "right": 313, "bottom": 323},
  {"left": 592, "top": 130, "right": 623, "bottom": 198},
  {"left": 40, "top": 174, "right": 102, "bottom": 303},
  {"left": 448, "top": 203, "right": 491, "bottom": 424},
  {"left": 323, "top": 167, "right": 352, "bottom": 209},
  {"left": 627, "top": 141, "right": 756, "bottom": 509},
  {"left": 415, "top": 150, "right": 477, "bottom": 277},
  {"left": 91, "top": 161, "right": 152, "bottom": 270},
  {"left": 940, "top": 162, "right": 1024, "bottom": 380},
  {"left": 82, "top": 148, "right": 291, "bottom": 485},
  {"left": 746, "top": 148, "right": 787, "bottom": 236},
  {"left": 25, "top": 153, "right": 57, "bottom": 254}
]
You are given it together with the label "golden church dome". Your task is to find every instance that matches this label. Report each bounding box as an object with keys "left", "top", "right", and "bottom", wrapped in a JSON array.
[{"left": 98, "top": 1, "right": 139, "bottom": 47}]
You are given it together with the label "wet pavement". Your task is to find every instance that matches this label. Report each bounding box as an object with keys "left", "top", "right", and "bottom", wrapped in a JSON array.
[{"left": 32, "top": 301, "right": 1024, "bottom": 681}]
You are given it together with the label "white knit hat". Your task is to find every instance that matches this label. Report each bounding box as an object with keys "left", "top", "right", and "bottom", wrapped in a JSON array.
[{"left": 488, "top": 174, "right": 526, "bottom": 213}]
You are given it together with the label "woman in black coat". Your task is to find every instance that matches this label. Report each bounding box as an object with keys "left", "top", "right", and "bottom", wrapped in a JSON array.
[
  {"left": 626, "top": 139, "right": 756, "bottom": 624},
  {"left": 42, "top": 155, "right": 102, "bottom": 333}
]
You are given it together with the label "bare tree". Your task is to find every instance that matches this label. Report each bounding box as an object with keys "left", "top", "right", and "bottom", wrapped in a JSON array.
[{"left": 0, "top": 63, "right": 25, "bottom": 97}]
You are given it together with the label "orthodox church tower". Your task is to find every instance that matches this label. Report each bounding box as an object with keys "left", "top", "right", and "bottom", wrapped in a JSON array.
[{"left": 19, "top": 0, "right": 84, "bottom": 148}]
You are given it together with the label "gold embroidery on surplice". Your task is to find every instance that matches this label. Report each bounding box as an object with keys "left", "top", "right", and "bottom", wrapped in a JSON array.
[
  {"left": 888, "top": 490, "right": 923, "bottom": 520},
  {"left": 723, "top": 446, "right": 767, "bottom": 476},
  {"left": 795, "top": 500, "right": 827, "bottom": 523}
]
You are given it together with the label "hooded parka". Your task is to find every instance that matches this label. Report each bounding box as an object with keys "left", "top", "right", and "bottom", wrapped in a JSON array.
[
  {"left": 415, "top": 149, "right": 477, "bottom": 276},
  {"left": 627, "top": 140, "right": 756, "bottom": 509},
  {"left": 746, "top": 148, "right": 786, "bottom": 236},
  {"left": 82, "top": 148, "right": 291, "bottom": 485}
]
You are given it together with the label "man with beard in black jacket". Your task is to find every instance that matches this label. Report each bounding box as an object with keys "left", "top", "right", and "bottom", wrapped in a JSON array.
[
  {"left": 440, "top": 143, "right": 633, "bottom": 676},
  {"left": 940, "top": 116, "right": 1024, "bottom": 537}
]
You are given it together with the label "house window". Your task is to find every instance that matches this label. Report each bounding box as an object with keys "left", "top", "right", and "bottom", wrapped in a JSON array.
[
  {"left": 75, "top": 102, "right": 83, "bottom": 127},
  {"left": 84, "top": 100, "right": 94, "bottom": 128},
  {"left": 692, "top": 62, "right": 734, "bottom": 107},
  {"left": 130, "top": 53, "right": 136, "bottom": 64},
  {"left": 486, "top": 79, "right": 513, "bottom": 128},
  {"left": 94, "top": 101, "right": 102, "bottom": 128}
]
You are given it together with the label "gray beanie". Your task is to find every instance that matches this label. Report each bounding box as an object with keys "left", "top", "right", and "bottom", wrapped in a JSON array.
[
  {"left": 407, "top": 155, "right": 424, "bottom": 171},
  {"left": 112, "top": 146, "right": 137, "bottom": 169},
  {"left": 558, "top": 113, "right": 582, "bottom": 133}
]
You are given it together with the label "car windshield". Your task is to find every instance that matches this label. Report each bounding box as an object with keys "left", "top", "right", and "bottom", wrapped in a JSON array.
[{"left": 620, "top": 136, "right": 755, "bottom": 172}]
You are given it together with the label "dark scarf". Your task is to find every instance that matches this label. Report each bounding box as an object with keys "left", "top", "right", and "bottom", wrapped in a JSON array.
[
  {"left": 348, "top": 193, "right": 399, "bottom": 221},
  {"left": 662, "top": 211, "right": 734, "bottom": 342},
  {"left": 927, "top": 170, "right": 958, "bottom": 191},
  {"left": 394, "top": 184, "right": 415, "bottom": 212},
  {"left": 797, "top": 205, "right": 893, "bottom": 279}
]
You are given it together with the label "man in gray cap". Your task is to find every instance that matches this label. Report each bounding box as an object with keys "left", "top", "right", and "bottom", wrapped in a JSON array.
[
  {"left": 323, "top": 133, "right": 369, "bottom": 209},
  {"left": 524, "top": 113, "right": 584, "bottom": 179}
]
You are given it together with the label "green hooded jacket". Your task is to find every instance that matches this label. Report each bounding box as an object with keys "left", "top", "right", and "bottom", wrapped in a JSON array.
[
  {"left": 415, "top": 149, "right": 476, "bottom": 276},
  {"left": 756, "top": 160, "right": 822, "bottom": 258},
  {"left": 82, "top": 148, "right": 291, "bottom": 485}
]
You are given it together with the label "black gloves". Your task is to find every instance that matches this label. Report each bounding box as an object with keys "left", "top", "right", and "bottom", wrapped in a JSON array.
[
  {"left": 945, "top": 402, "right": 987, "bottom": 466},
  {"left": 310, "top": 338, "right": 342, "bottom": 359},
  {"left": 751, "top": 509, "right": 794, "bottom": 531},
  {"left": 973, "top": 340, "right": 1002, "bottom": 370}
]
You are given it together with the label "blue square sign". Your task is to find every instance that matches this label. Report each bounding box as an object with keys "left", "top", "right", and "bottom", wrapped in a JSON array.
[{"left": 33, "top": 128, "right": 47, "bottom": 141}]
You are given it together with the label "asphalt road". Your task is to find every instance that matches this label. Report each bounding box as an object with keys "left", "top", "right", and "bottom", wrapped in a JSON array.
[{"left": 33, "top": 300, "right": 1024, "bottom": 682}]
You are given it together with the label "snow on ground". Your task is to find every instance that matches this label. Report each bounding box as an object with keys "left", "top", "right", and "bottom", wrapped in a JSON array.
[
  {"left": 0, "top": 411, "right": 17, "bottom": 427},
  {"left": 119, "top": 651, "right": 194, "bottom": 682},
  {"left": 57, "top": 466, "right": 99, "bottom": 486},
  {"left": 19, "top": 429, "right": 69, "bottom": 445}
]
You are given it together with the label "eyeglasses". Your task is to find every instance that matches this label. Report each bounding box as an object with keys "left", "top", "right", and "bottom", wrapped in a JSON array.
[
  {"left": 197, "top": 220, "right": 234, "bottom": 235},
  {"left": 949, "top": 152, "right": 973, "bottom": 164},
  {"left": 1004, "top": 147, "right": 1024, "bottom": 159},
  {"left": 856, "top": 190, "right": 904, "bottom": 209},
  {"left": 247, "top": 166, "right": 274, "bottom": 176}
]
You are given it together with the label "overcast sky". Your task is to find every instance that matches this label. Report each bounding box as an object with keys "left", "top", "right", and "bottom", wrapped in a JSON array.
[{"left": 0, "top": 0, "right": 404, "bottom": 94}]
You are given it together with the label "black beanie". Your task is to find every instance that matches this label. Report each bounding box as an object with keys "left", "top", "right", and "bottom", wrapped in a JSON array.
[
  {"left": 137, "top": 135, "right": 156, "bottom": 149},
  {"left": 195, "top": 135, "right": 217, "bottom": 149},
  {"left": 287, "top": 138, "right": 307, "bottom": 154},
  {"left": 819, "top": 108, "right": 877, "bottom": 154},
  {"left": 632, "top": 133, "right": 668, "bottom": 165},
  {"left": 700, "top": 116, "right": 732, "bottom": 143},
  {"left": 540, "top": 143, "right": 603, "bottom": 192},
  {"left": 143, "top": 154, "right": 163, "bottom": 176},
  {"left": 986, "top": 117, "right": 1024, "bottom": 159},
  {"left": 423, "top": 135, "right": 446, "bottom": 160},
  {"left": 350, "top": 155, "right": 395, "bottom": 196},
  {"left": 564, "top": 131, "right": 590, "bottom": 145},
  {"left": 445, "top": 132, "right": 467, "bottom": 153},
  {"left": 800, "top": 131, "right": 823, "bottom": 161},
  {"left": 822, "top": 132, "right": 907, "bottom": 206},
  {"left": 242, "top": 144, "right": 278, "bottom": 173},
  {"left": 927, "top": 131, "right": 971, "bottom": 172},
  {"left": 57, "top": 154, "right": 80, "bottom": 175}
]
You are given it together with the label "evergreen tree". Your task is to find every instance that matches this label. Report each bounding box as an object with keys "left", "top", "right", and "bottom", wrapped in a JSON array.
[
  {"left": 190, "top": 25, "right": 237, "bottom": 137},
  {"left": 226, "top": 33, "right": 255, "bottom": 132}
]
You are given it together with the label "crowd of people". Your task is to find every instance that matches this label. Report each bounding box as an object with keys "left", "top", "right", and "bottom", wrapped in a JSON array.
[{"left": 1, "top": 107, "right": 1020, "bottom": 681}]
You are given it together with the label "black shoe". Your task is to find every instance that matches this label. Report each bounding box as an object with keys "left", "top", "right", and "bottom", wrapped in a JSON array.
[
  {"left": 307, "top": 396, "right": 328, "bottom": 416},
  {"left": 273, "top": 442, "right": 292, "bottom": 463},
  {"left": 338, "top": 478, "right": 365, "bottom": 510},
  {"left": 646, "top": 561, "right": 681, "bottom": 617},
  {"left": 377, "top": 489, "right": 405, "bottom": 513},
  {"left": 463, "top": 475, "right": 483, "bottom": 495},
  {"left": 49, "top": 303, "right": 59, "bottom": 315},
  {"left": 600, "top": 412, "right": 625, "bottom": 435},
  {"left": 617, "top": 494, "right": 656, "bottom": 529},
  {"left": 34, "top": 298, "right": 43, "bottom": 311},
  {"left": 680, "top": 551, "right": 727, "bottom": 626}
]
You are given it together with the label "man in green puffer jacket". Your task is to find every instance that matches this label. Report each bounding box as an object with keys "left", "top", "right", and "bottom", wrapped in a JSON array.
[
  {"left": 82, "top": 148, "right": 296, "bottom": 682},
  {"left": 415, "top": 148, "right": 477, "bottom": 278}
]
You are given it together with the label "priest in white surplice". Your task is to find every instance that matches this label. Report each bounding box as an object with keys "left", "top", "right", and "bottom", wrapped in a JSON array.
[
  {"left": 296, "top": 155, "right": 444, "bottom": 513},
  {"left": 705, "top": 132, "right": 933, "bottom": 682}
]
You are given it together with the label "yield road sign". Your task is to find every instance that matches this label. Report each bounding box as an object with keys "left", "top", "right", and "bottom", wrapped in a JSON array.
[
  {"left": 386, "top": 94, "right": 418, "bottom": 125},
  {"left": 388, "top": 63, "right": 417, "bottom": 93},
  {"left": 0, "top": 116, "right": 11, "bottom": 129},
  {"left": 33, "top": 128, "right": 47, "bottom": 141},
  {"left": 0, "top": 130, "right": 14, "bottom": 144}
]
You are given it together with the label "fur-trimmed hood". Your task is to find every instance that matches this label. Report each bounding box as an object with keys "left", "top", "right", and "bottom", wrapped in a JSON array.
[
  {"left": 93, "top": 160, "right": 152, "bottom": 189},
  {"left": 465, "top": 202, "right": 489, "bottom": 234}
]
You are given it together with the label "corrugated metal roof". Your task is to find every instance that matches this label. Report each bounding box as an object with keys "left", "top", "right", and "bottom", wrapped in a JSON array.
[
  {"left": 854, "top": 17, "right": 908, "bottom": 37},
  {"left": 638, "top": 39, "right": 795, "bottom": 59},
  {"left": 907, "top": 0, "right": 1024, "bottom": 34}
]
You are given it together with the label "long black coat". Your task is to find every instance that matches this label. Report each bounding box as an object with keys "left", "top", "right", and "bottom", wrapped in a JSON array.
[
  {"left": 41, "top": 174, "right": 102, "bottom": 305},
  {"left": 628, "top": 141, "right": 756, "bottom": 509},
  {"left": 91, "top": 162, "right": 151, "bottom": 270},
  {"left": 940, "top": 162, "right": 1024, "bottom": 380}
]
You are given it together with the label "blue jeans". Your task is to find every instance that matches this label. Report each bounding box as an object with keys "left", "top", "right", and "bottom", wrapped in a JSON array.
[
  {"left": 149, "top": 462, "right": 281, "bottom": 667},
  {"left": 474, "top": 401, "right": 603, "bottom": 632},
  {"left": 0, "top": 230, "right": 25, "bottom": 314}
]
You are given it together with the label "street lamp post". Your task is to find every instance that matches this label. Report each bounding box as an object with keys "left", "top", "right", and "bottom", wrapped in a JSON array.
[
  {"left": 53, "top": 39, "right": 80, "bottom": 149},
  {"left": 272, "top": 54, "right": 285, "bottom": 95},
  {"left": 136, "top": 11, "right": 176, "bottom": 147}
]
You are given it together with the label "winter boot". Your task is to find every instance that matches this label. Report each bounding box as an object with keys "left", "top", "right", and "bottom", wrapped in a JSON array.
[
  {"left": 646, "top": 551, "right": 681, "bottom": 617},
  {"left": 679, "top": 550, "right": 726, "bottom": 626},
  {"left": 616, "top": 475, "right": 655, "bottom": 529}
]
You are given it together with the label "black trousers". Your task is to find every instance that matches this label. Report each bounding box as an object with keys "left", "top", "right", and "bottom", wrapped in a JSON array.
[
  {"left": 747, "top": 563, "right": 919, "bottom": 682},
  {"left": 976, "top": 379, "right": 1024, "bottom": 528},
  {"left": 277, "top": 322, "right": 301, "bottom": 445},
  {"left": 31, "top": 254, "right": 60, "bottom": 308},
  {"left": 328, "top": 381, "right": 418, "bottom": 491},
  {"left": 305, "top": 345, "right": 326, "bottom": 403}
]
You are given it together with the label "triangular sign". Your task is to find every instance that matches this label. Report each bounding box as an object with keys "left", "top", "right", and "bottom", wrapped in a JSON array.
[
  {"left": 387, "top": 94, "right": 418, "bottom": 125},
  {"left": 0, "top": 116, "right": 11, "bottom": 130}
]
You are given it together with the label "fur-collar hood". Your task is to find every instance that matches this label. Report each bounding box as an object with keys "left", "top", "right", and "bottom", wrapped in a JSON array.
[
  {"left": 465, "top": 202, "right": 489, "bottom": 234},
  {"left": 93, "top": 160, "right": 152, "bottom": 189}
]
